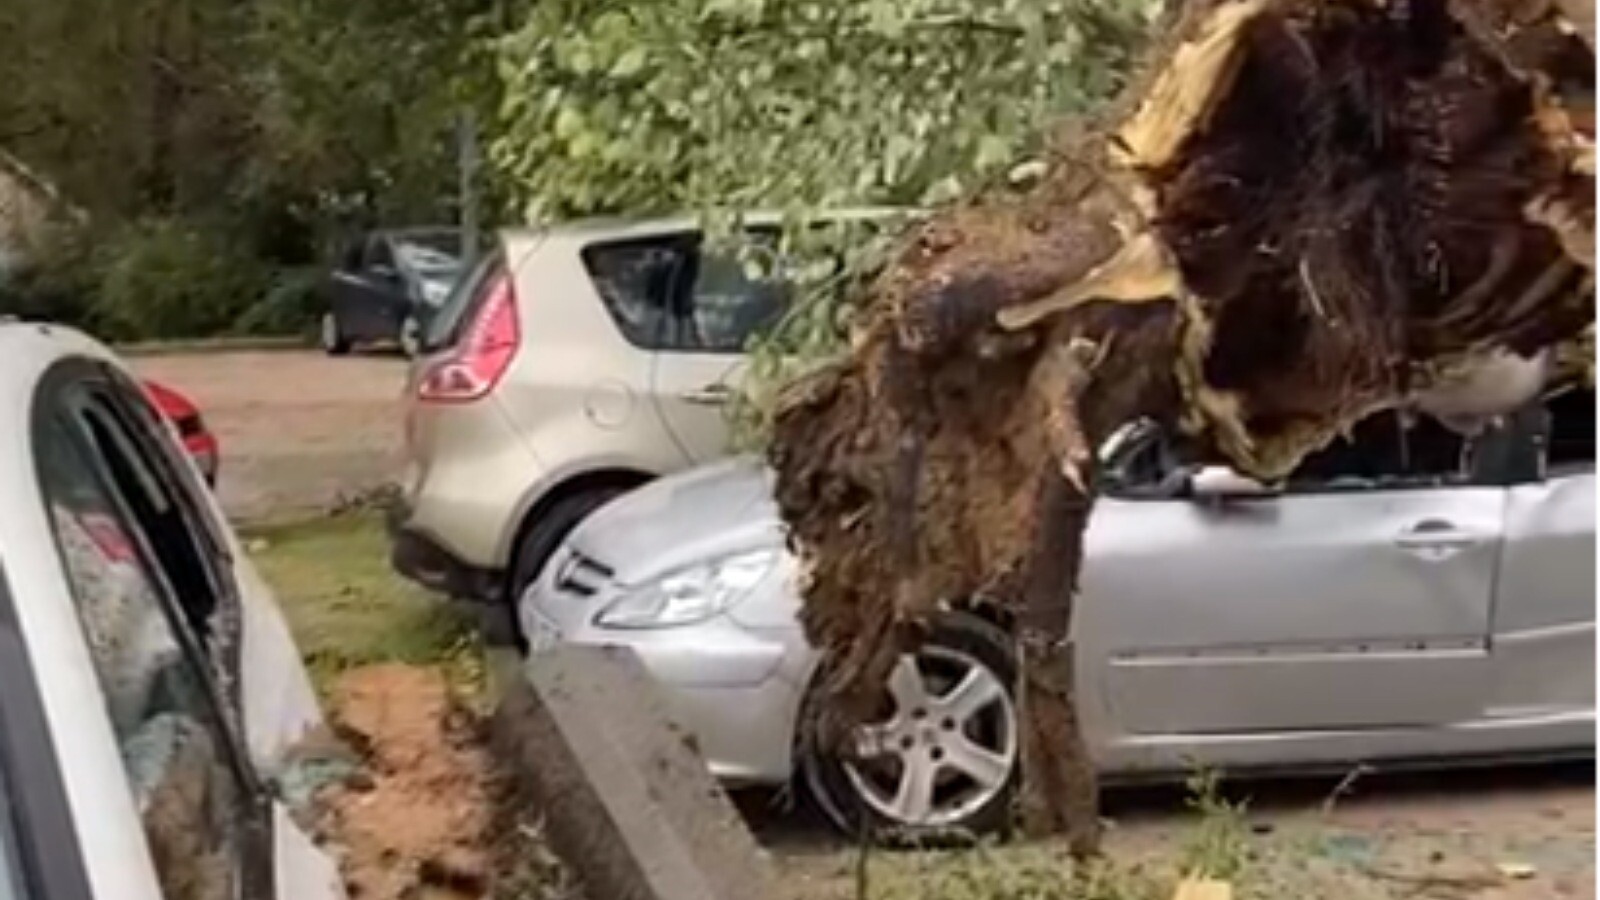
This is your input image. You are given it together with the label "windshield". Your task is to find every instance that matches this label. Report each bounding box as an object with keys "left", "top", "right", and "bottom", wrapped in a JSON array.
[{"left": 395, "top": 241, "right": 460, "bottom": 277}]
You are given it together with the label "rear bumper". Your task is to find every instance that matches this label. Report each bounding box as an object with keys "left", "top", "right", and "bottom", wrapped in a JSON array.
[{"left": 387, "top": 503, "right": 504, "bottom": 603}]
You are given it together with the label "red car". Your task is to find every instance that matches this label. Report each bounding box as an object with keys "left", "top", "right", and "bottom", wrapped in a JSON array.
[{"left": 142, "top": 380, "right": 220, "bottom": 485}]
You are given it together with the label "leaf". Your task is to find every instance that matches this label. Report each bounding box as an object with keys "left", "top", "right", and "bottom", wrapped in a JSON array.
[{"left": 611, "top": 46, "right": 648, "bottom": 78}]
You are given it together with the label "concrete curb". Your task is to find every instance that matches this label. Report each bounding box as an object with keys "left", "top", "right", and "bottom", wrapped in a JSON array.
[{"left": 489, "top": 646, "right": 780, "bottom": 900}]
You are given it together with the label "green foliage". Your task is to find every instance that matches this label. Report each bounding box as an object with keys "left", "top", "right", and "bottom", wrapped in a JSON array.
[
  {"left": 495, "top": 0, "right": 1154, "bottom": 220},
  {"left": 92, "top": 220, "right": 273, "bottom": 341},
  {"left": 1179, "top": 770, "right": 1252, "bottom": 881},
  {"left": 232, "top": 266, "right": 325, "bottom": 337},
  {"left": 0, "top": 230, "right": 104, "bottom": 332},
  {"left": 492, "top": 0, "right": 1159, "bottom": 444},
  {"left": 0, "top": 0, "right": 506, "bottom": 340}
]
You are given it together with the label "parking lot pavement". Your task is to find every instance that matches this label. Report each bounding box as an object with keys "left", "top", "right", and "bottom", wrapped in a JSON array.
[{"left": 131, "top": 350, "right": 409, "bottom": 523}]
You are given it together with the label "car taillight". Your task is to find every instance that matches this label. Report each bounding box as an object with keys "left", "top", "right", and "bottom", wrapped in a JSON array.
[{"left": 417, "top": 270, "right": 519, "bottom": 403}]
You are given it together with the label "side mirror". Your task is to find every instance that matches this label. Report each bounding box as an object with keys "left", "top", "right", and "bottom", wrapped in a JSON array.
[{"left": 1188, "top": 466, "right": 1279, "bottom": 500}]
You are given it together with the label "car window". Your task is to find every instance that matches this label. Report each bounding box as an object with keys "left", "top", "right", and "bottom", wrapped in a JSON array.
[
  {"left": 675, "top": 231, "right": 790, "bottom": 353},
  {"left": 37, "top": 391, "right": 266, "bottom": 900},
  {"left": 1284, "top": 411, "right": 1475, "bottom": 493},
  {"left": 582, "top": 237, "right": 688, "bottom": 349},
  {"left": 339, "top": 239, "right": 364, "bottom": 272},
  {"left": 1103, "top": 410, "right": 1489, "bottom": 499},
  {"left": 363, "top": 236, "right": 395, "bottom": 272},
  {"left": 1546, "top": 386, "right": 1594, "bottom": 474}
]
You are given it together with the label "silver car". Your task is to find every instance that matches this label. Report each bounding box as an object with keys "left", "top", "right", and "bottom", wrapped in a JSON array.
[{"left": 518, "top": 393, "right": 1595, "bottom": 836}]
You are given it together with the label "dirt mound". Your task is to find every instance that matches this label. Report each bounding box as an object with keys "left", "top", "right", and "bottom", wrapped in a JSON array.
[{"left": 319, "top": 664, "right": 493, "bottom": 899}]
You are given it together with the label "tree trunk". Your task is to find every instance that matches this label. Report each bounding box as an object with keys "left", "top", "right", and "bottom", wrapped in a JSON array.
[{"left": 769, "top": 0, "right": 1593, "bottom": 852}]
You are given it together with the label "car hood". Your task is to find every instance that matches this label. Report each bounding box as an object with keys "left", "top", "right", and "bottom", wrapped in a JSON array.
[{"left": 566, "top": 457, "right": 784, "bottom": 583}]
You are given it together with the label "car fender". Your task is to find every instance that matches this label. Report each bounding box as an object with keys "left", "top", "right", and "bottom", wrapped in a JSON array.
[{"left": 495, "top": 452, "right": 669, "bottom": 566}]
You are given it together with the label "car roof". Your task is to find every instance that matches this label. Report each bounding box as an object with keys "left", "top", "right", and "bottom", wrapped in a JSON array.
[
  {"left": 500, "top": 207, "right": 914, "bottom": 245},
  {"left": 0, "top": 322, "right": 113, "bottom": 404}
]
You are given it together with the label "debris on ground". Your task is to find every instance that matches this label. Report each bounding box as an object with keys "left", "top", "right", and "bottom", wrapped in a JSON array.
[
  {"left": 769, "top": 0, "right": 1594, "bottom": 849},
  {"left": 306, "top": 663, "right": 579, "bottom": 900},
  {"left": 1171, "top": 878, "right": 1231, "bottom": 900}
]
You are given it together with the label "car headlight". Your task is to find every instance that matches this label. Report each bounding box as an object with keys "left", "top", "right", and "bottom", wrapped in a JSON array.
[{"left": 594, "top": 549, "right": 776, "bottom": 630}]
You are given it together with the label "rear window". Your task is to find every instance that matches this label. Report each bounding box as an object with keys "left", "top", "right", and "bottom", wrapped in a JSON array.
[
  {"left": 581, "top": 238, "right": 689, "bottom": 349},
  {"left": 424, "top": 248, "right": 505, "bottom": 351}
]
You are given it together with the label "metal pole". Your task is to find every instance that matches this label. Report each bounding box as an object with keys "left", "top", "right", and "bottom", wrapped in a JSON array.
[{"left": 458, "top": 110, "right": 481, "bottom": 267}]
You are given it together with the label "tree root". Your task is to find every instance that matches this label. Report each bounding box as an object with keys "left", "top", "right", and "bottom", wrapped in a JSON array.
[{"left": 770, "top": 0, "right": 1594, "bottom": 853}]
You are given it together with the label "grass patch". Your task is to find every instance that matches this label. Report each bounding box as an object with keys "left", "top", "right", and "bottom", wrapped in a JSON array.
[{"left": 244, "top": 512, "right": 481, "bottom": 694}]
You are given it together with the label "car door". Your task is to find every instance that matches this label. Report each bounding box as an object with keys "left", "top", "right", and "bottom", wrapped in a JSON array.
[
  {"left": 1485, "top": 388, "right": 1596, "bottom": 718},
  {"left": 572, "top": 233, "right": 700, "bottom": 468},
  {"left": 332, "top": 235, "right": 409, "bottom": 342},
  {"left": 648, "top": 229, "right": 788, "bottom": 462},
  {"left": 33, "top": 362, "right": 341, "bottom": 900},
  {"left": 0, "top": 570, "right": 102, "bottom": 900},
  {"left": 1080, "top": 413, "right": 1506, "bottom": 750}
]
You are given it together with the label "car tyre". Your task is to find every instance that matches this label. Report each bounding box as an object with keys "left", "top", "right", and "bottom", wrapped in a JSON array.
[
  {"left": 503, "top": 487, "right": 630, "bottom": 648},
  {"left": 321, "top": 312, "right": 352, "bottom": 356},
  {"left": 799, "top": 611, "right": 1019, "bottom": 842},
  {"left": 399, "top": 314, "right": 422, "bottom": 358}
]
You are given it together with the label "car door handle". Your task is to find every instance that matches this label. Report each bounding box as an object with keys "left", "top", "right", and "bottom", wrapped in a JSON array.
[
  {"left": 681, "top": 384, "right": 732, "bottom": 406},
  {"left": 1394, "top": 519, "right": 1480, "bottom": 550}
]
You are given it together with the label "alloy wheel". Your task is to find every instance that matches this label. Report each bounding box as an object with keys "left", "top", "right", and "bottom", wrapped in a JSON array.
[{"left": 843, "top": 646, "right": 1017, "bottom": 828}]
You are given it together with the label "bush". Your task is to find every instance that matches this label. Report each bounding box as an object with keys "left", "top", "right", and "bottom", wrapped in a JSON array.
[
  {"left": 232, "top": 266, "right": 325, "bottom": 337},
  {"left": 0, "top": 230, "right": 104, "bottom": 332},
  {"left": 92, "top": 220, "right": 273, "bottom": 341}
]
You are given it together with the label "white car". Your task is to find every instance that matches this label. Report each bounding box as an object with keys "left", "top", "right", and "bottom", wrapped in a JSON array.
[{"left": 0, "top": 322, "right": 344, "bottom": 900}]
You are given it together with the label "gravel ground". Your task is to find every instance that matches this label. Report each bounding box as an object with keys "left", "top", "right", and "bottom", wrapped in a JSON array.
[
  {"left": 131, "top": 350, "right": 409, "bottom": 523},
  {"left": 766, "top": 765, "right": 1595, "bottom": 898}
]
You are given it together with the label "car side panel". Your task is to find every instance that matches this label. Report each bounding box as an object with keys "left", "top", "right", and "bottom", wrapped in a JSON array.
[
  {"left": 1485, "top": 470, "right": 1596, "bottom": 717},
  {"left": 649, "top": 350, "right": 743, "bottom": 463},
  {"left": 487, "top": 238, "right": 689, "bottom": 563},
  {"left": 1078, "top": 487, "right": 1504, "bottom": 745}
]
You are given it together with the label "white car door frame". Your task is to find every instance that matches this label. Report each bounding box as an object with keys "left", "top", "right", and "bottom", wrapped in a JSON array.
[
  {"left": 0, "top": 563, "right": 101, "bottom": 900},
  {"left": 31, "top": 358, "right": 341, "bottom": 900}
]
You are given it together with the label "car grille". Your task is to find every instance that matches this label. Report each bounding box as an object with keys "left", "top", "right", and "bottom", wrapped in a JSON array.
[{"left": 552, "top": 551, "right": 614, "bottom": 598}]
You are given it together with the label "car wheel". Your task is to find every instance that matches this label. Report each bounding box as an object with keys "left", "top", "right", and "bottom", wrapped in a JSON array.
[
  {"left": 800, "top": 612, "right": 1019, "bottom": 841},
  {"left": 320, "top": 312, "right": 352, "bottom": 356},
  {"left": 399, "top": 314, "right": 422, "bottom": 358},
  {"left": 502, "top": 487, "right": 630, "bottom": 647}
]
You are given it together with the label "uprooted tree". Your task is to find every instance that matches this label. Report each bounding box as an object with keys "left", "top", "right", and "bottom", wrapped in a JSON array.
[{"left": 769, "top": 0, "right": 1594, "bottom": 854}]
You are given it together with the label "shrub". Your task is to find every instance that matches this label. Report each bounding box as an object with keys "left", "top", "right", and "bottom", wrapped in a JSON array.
[
  {"left": 92, "top": 220, "right": 273, "bottom": 341},
  {"left": 232, "top": 265, "right": 325, "bottom": 337},
  {"left": 0, "top": 229, "right": 104, "bottom": 332}
]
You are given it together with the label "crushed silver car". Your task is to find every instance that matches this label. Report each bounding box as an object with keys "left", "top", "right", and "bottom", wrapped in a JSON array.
[{"left": 519, "top": 393, "right": 1595, "bottom": 837}]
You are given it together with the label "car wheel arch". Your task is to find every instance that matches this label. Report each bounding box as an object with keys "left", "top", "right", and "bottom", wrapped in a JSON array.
[
  {"left": 791, "top": 605, "right": 1020, "bottom": 838},
  {"left": 502, "top": 468, "right": 655, "bottom": 590}
]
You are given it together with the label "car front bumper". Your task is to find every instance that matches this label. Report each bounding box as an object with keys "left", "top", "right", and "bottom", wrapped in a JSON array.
[{"left": 519, "top": 547, "right": 814, "bottom": 785}]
